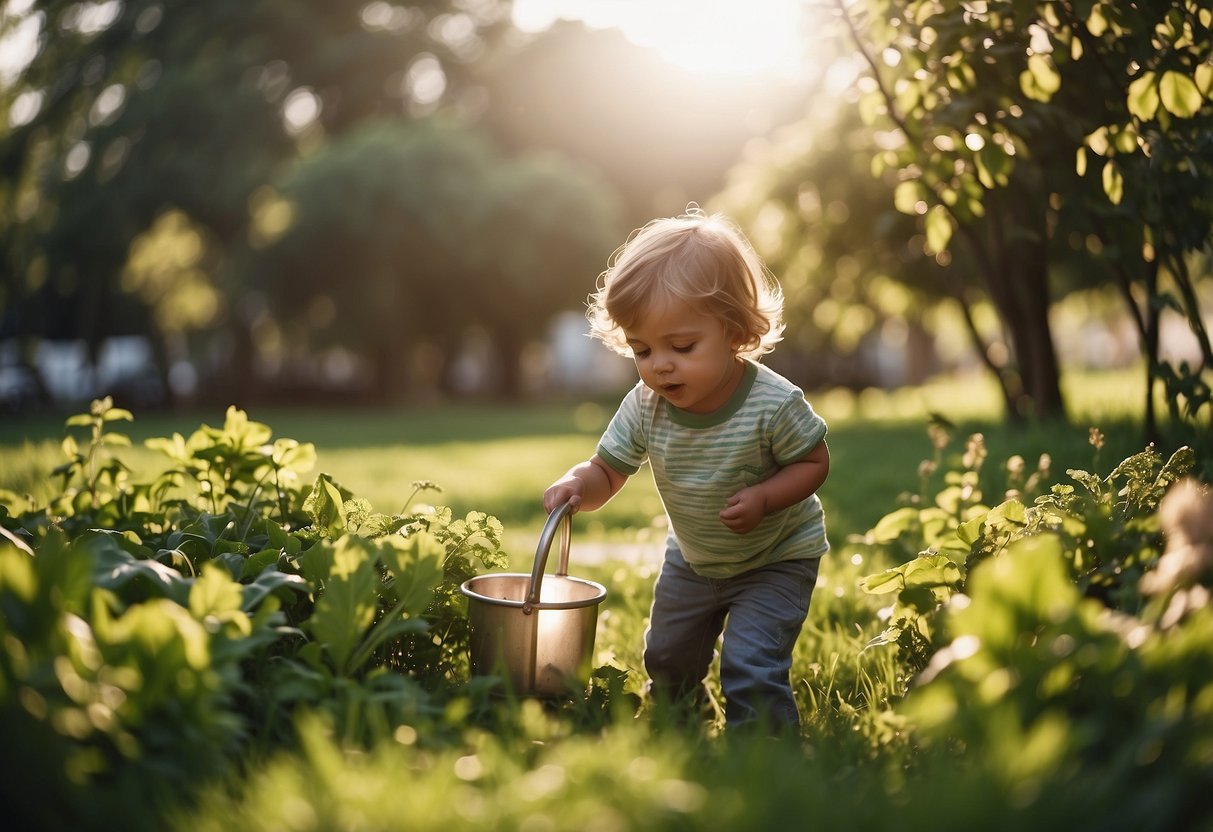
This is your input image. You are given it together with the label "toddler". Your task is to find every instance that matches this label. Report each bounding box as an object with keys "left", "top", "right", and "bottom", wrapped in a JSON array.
[{"left": 543, "top": 207, "right": 830, "bottom": 732}]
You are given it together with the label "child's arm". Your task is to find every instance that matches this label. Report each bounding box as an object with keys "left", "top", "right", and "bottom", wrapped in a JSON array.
[
  {"left": 720, "top": 439, "right": 830, "bottom": 534},
  {"left": 544, "top": 454, "right": 629, "bottom": 514}
]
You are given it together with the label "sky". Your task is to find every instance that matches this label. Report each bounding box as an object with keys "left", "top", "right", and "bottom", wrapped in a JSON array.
[
  {"left": 510, "top": 0, "right": 813, "bottom": 79},
  {"left": 0, "top": 1, "right": 816, "bottom": 86}
]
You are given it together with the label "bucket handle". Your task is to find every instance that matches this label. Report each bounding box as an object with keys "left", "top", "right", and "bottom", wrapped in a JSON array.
[{"left": 523, "top": 500, "right": 573, "bottom": 614}]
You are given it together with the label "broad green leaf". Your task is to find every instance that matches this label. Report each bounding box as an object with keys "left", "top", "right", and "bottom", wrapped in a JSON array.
[
  {"left": 190, "top": 564, "right": 253, "bottom": 637},
  {"left": 0, "top": 545, "right": 37, "bottom": 602},
  {"left": 1197, "top": 64, "right": 1213, "bottom": 96},
  {"left": 925, "top": 204, "right": 953, "bottom": 252},
  {"left": 306, "top": 536, "right": 378, "bottom": 674},
  {"left": 893, "top": 181, "right": 924, "bottom": 215},
  {"left": 920, "top": 507, "right": 953, "bottom": 548},
  {"left": 145, "top": 432, "right": 190, "bottom": 461},
  {"left": 378, "top": 531, "right": 444, "bottom": 617},
  {"left": 975, "top": 144, "right": 1011, "bottom": 189},
  {"left": 256, "top": 517, "right": 303, "bottom": 555},
  {"left": 222, "top": 406, "right": 273, "bottom": 447},
  {"left": 1101, "top": 160, "right": 1124, "bottom": 205},
  {"left": 1159, "top": 70, "right": 1202, "bottom": 118},
  {"left": 295, "top": 540, "right": 334, "bottom": 588},
  {"left": 1086, "top": 6, "right": 1107, "bottom": 37},
  {"left": 953, "top": 534, "right": 1084, "bottom": 651},
  {"left": 272, "top": 438, "right": 317, "bottom": 474},
  {"left": 241, "top": 568, "right": 308, "bottom": 610},
  {"left": 1030, "top": 55, "right": 1060, "bottom": 94},
  {"left": 870, "top": 506, "right": 920, "bottom": 544},
  {"left": 1127, "top": 72, "right": 1159, "bottom": 120},
  {"left": 1085, "top": 126, "right": 1110, "bottom": 156},
  {"left": 860, "top": 567, "right": 907, "bottom": 595},
  {"left": 167, "top": 513, "right": 237, "bottom": 558},
  {"left": 190, "top": 563, "right": 244, "bottom": 619},
  {"left": 90, "top": 535, "right": 191, "bottom": 605},
  {"left": 902, "top": 555, "right": 962, "bottom": 589},
  {"left": 303, "top": 474, "right": 348, "bottom": 537},
  {"left": 1113, "top": 126, "right": 1138, "bottom": 154},
  {"left": 99, "top": 597, "right": 212, "bottom": 673},
  {"left": 988, "top": 499, "right": 1027, "bottom": 525},
  {"left": 241, "top": 547, "right": 282, "bottom": 579},
  {"left": 957, "top": 515, "right": 985, "bottom": 545}
]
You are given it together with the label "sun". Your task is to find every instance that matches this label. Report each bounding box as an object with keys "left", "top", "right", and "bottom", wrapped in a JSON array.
[{"left": 512, "top": 0, "right": 810, "bottom": 79}]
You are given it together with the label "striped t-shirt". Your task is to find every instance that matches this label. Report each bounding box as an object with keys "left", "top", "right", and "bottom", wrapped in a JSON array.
[{"left": 597, "top": 359, "right": 829, "bottom": 578}]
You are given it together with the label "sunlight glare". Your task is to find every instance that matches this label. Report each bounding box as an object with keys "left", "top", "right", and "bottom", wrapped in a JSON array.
[{"left": 512, "top": 0, "right": 808, "bottom": 79}]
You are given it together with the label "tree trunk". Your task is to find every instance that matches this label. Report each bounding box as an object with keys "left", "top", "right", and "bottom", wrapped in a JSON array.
[
  {"left": 370, "top": 338, "right": 412, "bottom": 403},
  {"left": 956, "top": 237, "right": 1065, "bottom": 423},
  {"left": 1007, "top": 251, "right": 1064, "bottom": 420},
  {"left": 1142, "top": 260, "right": 1161, "bottom": 444},
  {"left": 978, "top": 190, "right": 1065, "bottom": 422}
]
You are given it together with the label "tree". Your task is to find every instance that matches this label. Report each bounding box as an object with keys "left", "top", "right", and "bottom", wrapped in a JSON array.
[
  {"left": 241, "top": 118, "right": 496, "bottom": 400},
  {"left": 473, "top": 152, "right": 623, "bottom": 397},
  {"left": 715, "top": 105, "right": 959, "bottom": 392},
  {"left": 834, "top": 0, "right": 1212, "bottom": 427},
  {"left": 243, "top": 119, "right": 622, "bottom": 400},
  {"left": 0, "top": 0, "right": 512, "bottom": 404}
]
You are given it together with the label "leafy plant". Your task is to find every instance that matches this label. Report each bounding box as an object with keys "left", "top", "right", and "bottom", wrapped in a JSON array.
[
  {"left": 856, "top": 421, "right": 1193, "bottom": 675},
  {"left": 0, "top": 400, "right": 510, "bottom": 823},
  {"left": 0, "top": 529, "right": 299, "bottom": 830},
  {"left": 904, "top": 534, "right": 1213, "bottom": 831}
]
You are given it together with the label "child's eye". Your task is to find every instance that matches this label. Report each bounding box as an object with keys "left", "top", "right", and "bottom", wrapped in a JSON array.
[
  {"left": 673, "top": 344, "right": 695, "bottom": 353},
  {"left": 633, "top": 348, "right": 651, "bottom": 359}
]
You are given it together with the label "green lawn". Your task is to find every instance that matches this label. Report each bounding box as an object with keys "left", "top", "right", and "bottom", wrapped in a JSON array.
[
  {"left": 4, "top": 364, "right": 1205, "bottom": 831},
  {"left": 0, "top": 366, "right": 1153, "bottom": 568}
]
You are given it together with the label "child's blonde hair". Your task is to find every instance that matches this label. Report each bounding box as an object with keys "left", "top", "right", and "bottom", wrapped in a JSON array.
[{"left": 588, "top": 207, "right": 785, "bottom": 359}]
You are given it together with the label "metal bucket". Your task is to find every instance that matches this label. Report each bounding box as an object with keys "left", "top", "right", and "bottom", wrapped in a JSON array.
[{"left": 460, "top": 501, "right": 607, "bottom": 697}]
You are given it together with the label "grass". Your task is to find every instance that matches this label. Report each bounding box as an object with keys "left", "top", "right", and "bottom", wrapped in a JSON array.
[
  {"left": 0, "top": 366, "right": 1156, "bottom": 565},
  {"left": 6, "top": 364, "right": 1205, "bottom": 830},
  {"left": 0, "top": 362, "right": 1158, "bottom": 750}
]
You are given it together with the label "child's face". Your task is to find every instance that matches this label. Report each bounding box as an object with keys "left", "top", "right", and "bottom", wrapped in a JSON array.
[{"left": 623, "top": 297, "right": 743, "bottom": 414}]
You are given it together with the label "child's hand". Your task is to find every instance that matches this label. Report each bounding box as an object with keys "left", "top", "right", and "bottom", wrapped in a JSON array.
[
  {"left": 544, "top": 455, "right": 628, "bottom": 516},
  {"left": 544, "top": 477, "right": 585, "bottom": 514},
  {"left": 720, "top": 487, "right": 766, "bottom": 534}
]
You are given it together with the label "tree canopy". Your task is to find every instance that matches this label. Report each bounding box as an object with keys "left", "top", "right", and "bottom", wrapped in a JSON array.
[{"left": 721, "top": 0, "right": 1211, "bottom": 432}]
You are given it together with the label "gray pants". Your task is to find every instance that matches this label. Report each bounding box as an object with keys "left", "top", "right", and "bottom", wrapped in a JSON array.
[{"left": 643, "top": 541, "right": 820, "bottom": 731}]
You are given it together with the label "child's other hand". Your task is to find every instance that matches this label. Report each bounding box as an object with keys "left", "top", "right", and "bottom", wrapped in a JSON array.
[{"left": 720, "top": 487, "right": 766, "bottom": 534}]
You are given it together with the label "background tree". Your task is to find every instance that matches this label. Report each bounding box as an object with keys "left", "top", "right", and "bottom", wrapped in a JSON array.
[
  {"left": 472, "top": 153, "right": 622, "bottom": 398},
  {"left": 0, "top": 0, "right": 512, "bottom": 405},
  {"left": 239, "top": 119, "right": 496, "bottom": 401},
  {"left": 242, "top": 119, "right": 621, "bottom": 400}
]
